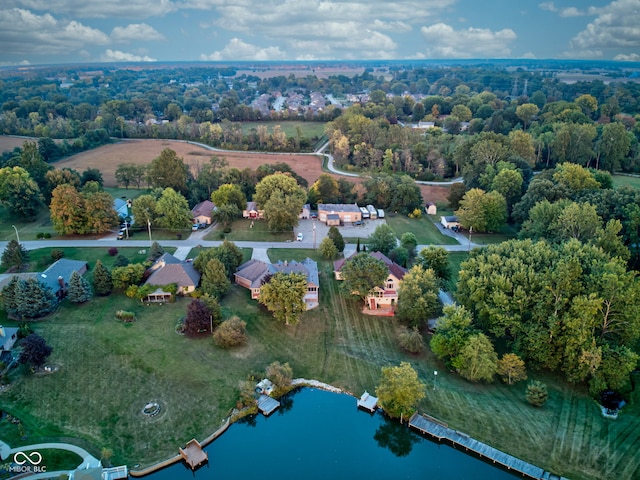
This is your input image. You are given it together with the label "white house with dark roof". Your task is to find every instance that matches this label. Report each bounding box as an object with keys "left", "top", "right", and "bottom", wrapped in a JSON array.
[
  {"left": 144, "top": 253, "right": 201, "bottom": 301},
  {"left": 234, "top": 258, "right": 319, "bottom": 309}
]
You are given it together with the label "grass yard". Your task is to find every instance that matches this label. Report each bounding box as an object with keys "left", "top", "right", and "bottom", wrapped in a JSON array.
[
  {"left": 239, "top": 121, "right": 326, "bottom": 139},
  {"left": 1, "top": 248, "right": 639, "bottom": 479},
  {"left": 186, "top": 246, "right": 253, "bottom": 264},
  {"left": 208, "top": 219, "right": 295, "bottom": 242},
  {"left": 444, "top": 251, "right": 469, "bottom": 293},
  {"left": 0, "top": 205, "right": 56, "bottom": 242},
  {"left": 611, "top": 174, "right": 640, "bottom": 189},
  {"left": 384, "top": 213, "right": 459, "bottom": 245}
]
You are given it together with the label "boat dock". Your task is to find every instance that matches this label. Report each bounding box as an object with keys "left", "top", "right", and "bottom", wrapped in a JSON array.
[
  {"left": 257, "top": 394, "right": 280, "bottom": 415},
  {"left": 409, "top": 413, "right": 553, "bottom": 480},
  {"left": 357, "top": 391, "right": 378, "bottom": 412},
  {"left": 179, "top": 439, "right": 208, "bottom": 470}
]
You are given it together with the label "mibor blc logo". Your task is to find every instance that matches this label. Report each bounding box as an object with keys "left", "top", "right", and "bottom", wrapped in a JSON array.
[{"left": 10, "top": 450, "right": 47, "bottom": 473}]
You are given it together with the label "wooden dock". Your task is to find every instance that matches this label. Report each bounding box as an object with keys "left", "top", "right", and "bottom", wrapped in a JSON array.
[
  {"left": 179, "top": 438, "right": 208, "bottom": 470},
  {"left": 409, "top": 413, "right": 547, "bottom": 479},
  {"left": 257, "top": 394, "right": 280, "bottom": 415},
  {"left": 357, "top": 391, "right": 378, "bottom": 412}
]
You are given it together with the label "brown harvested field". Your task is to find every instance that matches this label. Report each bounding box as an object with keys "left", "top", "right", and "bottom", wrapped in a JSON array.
[
  {"left": 0, "top": 135, "right": 31, "bottom": 153},
  {"left": 54, "top": 138, "right": 450, "bottom": 201}
]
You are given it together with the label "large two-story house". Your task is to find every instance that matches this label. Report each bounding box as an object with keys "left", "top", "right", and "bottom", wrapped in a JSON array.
[
  {"left": 234, "top": 258, "right": 319, "bottom": 309},
  {"left": 334, "top": 252, "right": 407, "bottom": 314}
]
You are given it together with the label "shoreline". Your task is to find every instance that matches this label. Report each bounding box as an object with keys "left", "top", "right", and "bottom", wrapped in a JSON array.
[{"left": 128, "top": 379, "right": 348, "bottom": 477}]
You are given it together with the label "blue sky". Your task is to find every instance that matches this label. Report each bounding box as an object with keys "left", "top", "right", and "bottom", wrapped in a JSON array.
[{"left": 0, "top": 0, "right": 638, "bottom": 66}]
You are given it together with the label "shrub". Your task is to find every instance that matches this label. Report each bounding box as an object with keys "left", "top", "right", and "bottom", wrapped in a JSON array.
[
  {"left": 115, "top": 310, "right": 136, "bottom": 323},
  {"left": 526, "top": 380, "right": 548, "bottom": 407},
  {"left": 408, "top": 208, "right": 422, "bottom": 219},
  {"left": 265, "top": 361, "right": 293, "bottom": 395},
  {"left": 108, "top": 247, "right": 118, "bottom": 256},
  {"left": 213, "top": 316, "right": 248, "bottom": 348},
  {"left": 113, "top": 255, "right": 130, "bottom": 268},
  {"left": 223, "top": 227, "right": 232, "bottom": 234},
  {"left": 398, "top": 326, "right": 424, "bottom": 353},
  {"left": 37, "top": 232, "right": 45, "bottom": 239},
  {"left": 44, "top": 233, "right": 51, "bottom": 239},
  {"left": 50, "top": 249, "right": 64, "bottom": 261},
  {"left": 176, "top": 233, "right": 182, "bottom": 240}
]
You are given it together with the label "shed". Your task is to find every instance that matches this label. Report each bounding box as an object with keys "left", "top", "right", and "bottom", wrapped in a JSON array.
[{"left": 425, "top": 202, "right": 437, "bottom": 215}]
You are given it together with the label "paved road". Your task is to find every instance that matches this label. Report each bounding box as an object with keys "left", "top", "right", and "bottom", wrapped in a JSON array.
[{"left": 1, "top": 440, "right": 100, "bottom": 469}]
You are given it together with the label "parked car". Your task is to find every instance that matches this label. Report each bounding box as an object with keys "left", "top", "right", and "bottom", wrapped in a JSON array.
[
  {"left": 310, "top": 212, "right": 318, "bottom": 219},
  {"left": 297, "top": 233, "right": 304, "bottom": 241},
  {"left": 117, "top": 230, "right": 125, "bottom": 240},
  {"left": 192, "top": 224, "right": 199, "bottom": 231},
  {"left": 198, "top": 223, "right": 208, "bottom": 229}
]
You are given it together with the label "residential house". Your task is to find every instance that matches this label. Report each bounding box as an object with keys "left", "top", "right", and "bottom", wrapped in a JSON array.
[
  {"left": 242, "top": 201, "right": 264, "bottom": 219},
  {"left": 299, "top": 204, "right": 310, "bottom": 220},
  {"left": 113, "top": 198, "right": 133, "bottom": 223},
  {"left": 0, "top": 326, "right": 19, "bottom": 352},
  {"left": 334, "top": 252, "right": 407, "bottom": 314},
  {"left": 317, "top": 204, "right": 362, "bottom": 225},
  {"left": 425, "top": 202, "right": 437, "bottom": 215},
  {"left": 144, "top": 253, "right": 201, "bottom": 302},
  {"left": 39, "top": 258, "right": 89, "bottom": 300},
  {"left": 234, "top": 258, "right": 319, "bottom": 309},
  {"left": 191, "top": 200, "right": 215, "bottom": 225},
  {"left": 440, "top": 215, "right": 460, "bottom": 229}
]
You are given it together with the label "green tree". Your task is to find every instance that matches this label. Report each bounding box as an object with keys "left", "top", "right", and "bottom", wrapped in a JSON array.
[
  {"left": 455, "top": 188, "right": 507, "bottom": 233},
  {"left": 575, "top": 94, "right": 598, "bottom": 117},
  {"left": 496, "top": 353, "right": 528, "bottom": 385},
  {"left": 155, "top": 188, "right": 192, "bottom": 230},
  {"left": 131, "top": 194, "right": 157, "bottom": 230},
  {"left": 259, "top": 272, "right": 308, "bottom": 326},
  {"left": 491, "top": 167, "right": 523, "bottom": 215},
  {"left": 194, "top": 240, "right": 243, "bottom": 279},
  {"left": 553, "top": 162, "right": 600, "bottom": 194},
  {"left": 266, "top": 361, "right": 293, "bottom": 395},
  {"left": 213, "top": 316, "right": 248, "bottom": 348},
  {"left": 67, "top": 270, "right": 92, "bottom": 303},
  {"left": 454, "top": 333, "right": 498, "bottom": 382},
  {"left": 19, "top": 333, "right": 53, "bottom": 369},
  {"left": 212, "top": 203, "right": 241, "bottom": 227},
  {"left": 416, "top": 247, "right": 450, "bottom": 284},
  {"left": 0, "top": 166, "right": 43, "bottom": 216},
  {"left": 254, "top": 173, "right": 307, "bottom": 232},
  {"left": 49, "top": 184, "right": 85, "bottom": 235},
  {"left": 147, "top": 148, "right": 190, "bottom": 195},
  {"left": 1, "top": 239, "right": 28, "bottom": 271},
  {"left": 368, "top": 224, "right": 397, "bottom": 255},
  {"left": 310, "top": 174, "right": 340, "bottom": 204},
  {"left": 148, "top": 242, "right": 165, "bottom": 261},
  {"left": 319, "top": 237, "right": 338, "bottom": 259},
  {"left": 400, "top": 232, "right": 418, "bottom": 259},
  {"left": 327, "top": 226, "right": 345, "bottom": 253},
  {"left": 115, "top": 163, "right": 145, "bottom": 189},
  {"left": 398, "top": 326, "right": 424, "bottom": 353},
  {"left": 339, "top": 252, "right": 388, "bottom": 304},
  {"left": 83, "top": 189, "right": 119, "bottom": 234},
  {"left": 515, "top": 103, "right": 539, "bottom": 130},
  {"left": 211, "top": 183, "right": 246, "bottom": 211},
  {"left": 396, "top": 265, "right": 439, "bottom": 328},
  {"left": 597, "top": 122, "right": 631, "bottom": 171},
  {"left": 3, "top": 277, "right": 57, "bottom": 320},
  {"left": 111, "top": 264, "right": 145, "bottom": 290},
  {"left": 201, "top": 258, "right": 231, "bottom": 299},
  {"left": 11, "top": 141, "right": 51, "bottom": 188},
  {"left": 526, "top": 380, "right": 548, "bottom": 407},
  {"left": 430, "top": 305, "right": 477, "bottom": 367},
  {"left": 92, "top": 260, "right": 113, "bottom": 296},
  {"left": 376, "top": 362, "right": 426, "bottom": 420}
]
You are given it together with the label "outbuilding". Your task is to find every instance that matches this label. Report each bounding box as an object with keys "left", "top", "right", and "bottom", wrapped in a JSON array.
[{"left": 425, "top": 202, "right": 437, "bottom": 215}]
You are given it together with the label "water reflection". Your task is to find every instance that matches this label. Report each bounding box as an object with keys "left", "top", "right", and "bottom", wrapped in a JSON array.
[{"left": 374, "top": 417, "right": 421, "bottom": 457}]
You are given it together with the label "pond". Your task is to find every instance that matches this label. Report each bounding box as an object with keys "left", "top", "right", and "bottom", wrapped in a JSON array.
[{"left": 148, "top": 388, "right": 522, "bottom": 479}]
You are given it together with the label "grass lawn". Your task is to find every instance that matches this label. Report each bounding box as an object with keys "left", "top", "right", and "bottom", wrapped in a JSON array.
[
  {"left": 186, "top": 246, "right": 253, "bottom": 264},
  {"left": 239, "top": 121, "right": 326, "bottom": 139},
  {"left": 0, "top": 205, "right": 56, "bottom": 242},
  {"left": 611, "top": 174, "right": 640, "bottom": 189},
  {"left": 1, "top": 249, "right": 639, "bottom": 479},
  {"left": 104, "top": 187, "right": 147, "bottom": 201},
  {"left": 444, "top": 251, "right": 469, "bottom": 293},
  {"left": 384, "top": 214, "right": 458, "bottom": 245},
  {"left": 207, "top": 219, "right": 294, "bottom": 242}
]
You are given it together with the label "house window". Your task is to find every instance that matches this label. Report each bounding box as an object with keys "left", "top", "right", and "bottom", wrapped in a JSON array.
[{"left": 386, "top": 279, "right": 394, "bottom": 289}]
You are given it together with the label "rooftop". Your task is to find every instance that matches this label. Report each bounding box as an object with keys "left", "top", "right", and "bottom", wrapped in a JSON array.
[{"left": 318, "top": 203, "right": 362, "bottom": 213}]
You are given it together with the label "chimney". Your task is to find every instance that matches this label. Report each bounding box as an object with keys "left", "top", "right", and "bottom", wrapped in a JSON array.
[
  {"left": 58, "top": 276, "right": 64, "bottom": 288},
  {"left": 284, "top": 260, "right": 288, "bottom": 267}
]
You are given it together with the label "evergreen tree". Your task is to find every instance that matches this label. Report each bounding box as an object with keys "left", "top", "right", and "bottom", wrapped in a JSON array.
[
  {"left": 1, "top": 276, "right": 20, "bottom": 315},
  {"left": 526, "top": 381, "right": 549, "bottom": 407},
  {"left": 92, "top": 260, "right": 113, "bottom": 296},
  {"left": 67, "top": 270, "right": 92, "bottom": 303},
  {"left": 356, "top": 237, "right": 361, "bottom": 252},
  {"left": 9, "top": 278, "right": 57, "bottom": 319},
  {"left": 113, "top": 255, "right": 130, "bottom": 268},
  {"left": 1, "top": 239, "right": 28, "bottom": 272},
  {"left": 319, "top": 237, "right": 338, "bottom": 259},
  {"left": 327, "top": 226, "right": 345, "bottom": 252},
  {"left": 148, "top": 241, "right": 165, "bottom": 261}
]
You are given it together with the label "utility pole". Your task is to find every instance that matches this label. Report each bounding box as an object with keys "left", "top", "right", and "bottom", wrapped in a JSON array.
[{"left": 433, "top": 370, "right": 438, "bottom": 390}]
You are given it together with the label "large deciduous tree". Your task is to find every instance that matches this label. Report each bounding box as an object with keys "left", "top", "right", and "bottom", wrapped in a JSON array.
[
  {"left": 339, "top": 252, "right": 388, "bottom": 304},
  {"left": 193, "top": 240, "right": 243, "bottom": 279},
  {"left": 259, "top": 272, "right": 308, "bottom": 326},
  {"left": 496, "top": 353, "right": 528, "bottom": 385},
  {"left": 416, "top": 246, "right": 450, "bottom": 284},
  {"left": 211, "top": 183, "right": 246, "bottom": 211},
  {"left": 454, "top": 333, "right": 498, "bottom": 383},
  {"left": 396, "top": 265, "right": 439, "bottom": 328},
  {"left": 0, "top": 166, "right": 43, "bottom": 216},
  {"left": 455, "top": 188, "right": 507, "bottom": 233},
  {"left": 155, "top": 187, "right": 192, "bottom": 230},
  {"left": 147, "top": 148, "right": 190, "bottom": 195},
  {"left": 254, "top": 173, "right": 306, "bottom": 232},
  {"left": 376, "top": 362, "right": 426, "bottom": 420},
  {"left": 367, "top": 224, "right": 397, "bottom": 255},
  {"left": 19, "top": 333, "right": 53, "bottom": 369}
]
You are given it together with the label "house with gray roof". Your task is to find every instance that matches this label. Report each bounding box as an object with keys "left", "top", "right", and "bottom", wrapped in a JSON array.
[
  {"left": 39, "top": 258, "right": 88, "bottom": 300},
  {"left": 235, "top": 258, "right": 319, "bottom": 309},
  {"left": 191, "top": 200, "right": 215, "bottom": 225},
  {"left": 0, "top": 326, "right": 19, "bottom": 352},
  {"left": 317, "top": 203, "right": 362, "bottom": 225},
  {"left": 144, "top": 253, "right": 201, "bottom": 302}
]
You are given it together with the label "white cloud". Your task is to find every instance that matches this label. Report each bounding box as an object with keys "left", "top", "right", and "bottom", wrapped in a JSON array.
[
  {"left": 559, "top": 7, "right": 587, "bottom": 17},
  {"left": 0, "top": 59, "right": 30, "bottom": 66},
  {"left": 111, "top": 24, "right": 165, "bottom": 43},
  {"left": 521, "top": 52, "right": 537, "bottom": 59},
  {"left": 419, "top": 23, "right": 517, "bottom": 58},
  {"left": 561, "top": 49, "right": 603, "bottom": 58},
  {"left": 0, "top": 8, "right": 109, "bottom": 56},
  {"left": 570, "top": 0, "right": 640, "bottom": 49},
  {"left": 6, "top": 0, "right": 176, "bottom": 18},
  {"left": 200, "top": 38, "right": 286, "bottom": 61},
  {"left": 614, "top": 52, "right": 640, "bottom": 61},
  {"left": 539, "top": 2, "right": 558, "bottom": 12},
  {"left": 102, "top": 49, "right": 157, "bottom": 62}
]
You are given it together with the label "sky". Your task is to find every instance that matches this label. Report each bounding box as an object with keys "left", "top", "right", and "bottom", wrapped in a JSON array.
[{"left": 0, "top": 0, "right": 639, "bottom": 66}]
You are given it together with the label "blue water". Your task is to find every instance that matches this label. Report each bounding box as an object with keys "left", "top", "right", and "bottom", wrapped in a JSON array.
[{"left": 148, "top": 388, "right": 521, "bottom": 479}]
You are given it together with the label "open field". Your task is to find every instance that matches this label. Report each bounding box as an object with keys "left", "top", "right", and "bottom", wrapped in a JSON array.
[
  {"left": 0, "top": 136, "right": 31, "bottom": 154},
  {"left": 612, "top": 174, "right": 640, "bottom": 189},
  {"left": 384, "top": 213, "right": 458, "bottom": 245},
  {"left": 239, "top": 121, "right": 326, "bottom": 138},
  {"left": 53, "top": 139, "right": 329, "bottom": 188},
  {"left": 0, "top": 248, "right": 639, "bottom": 479}
]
